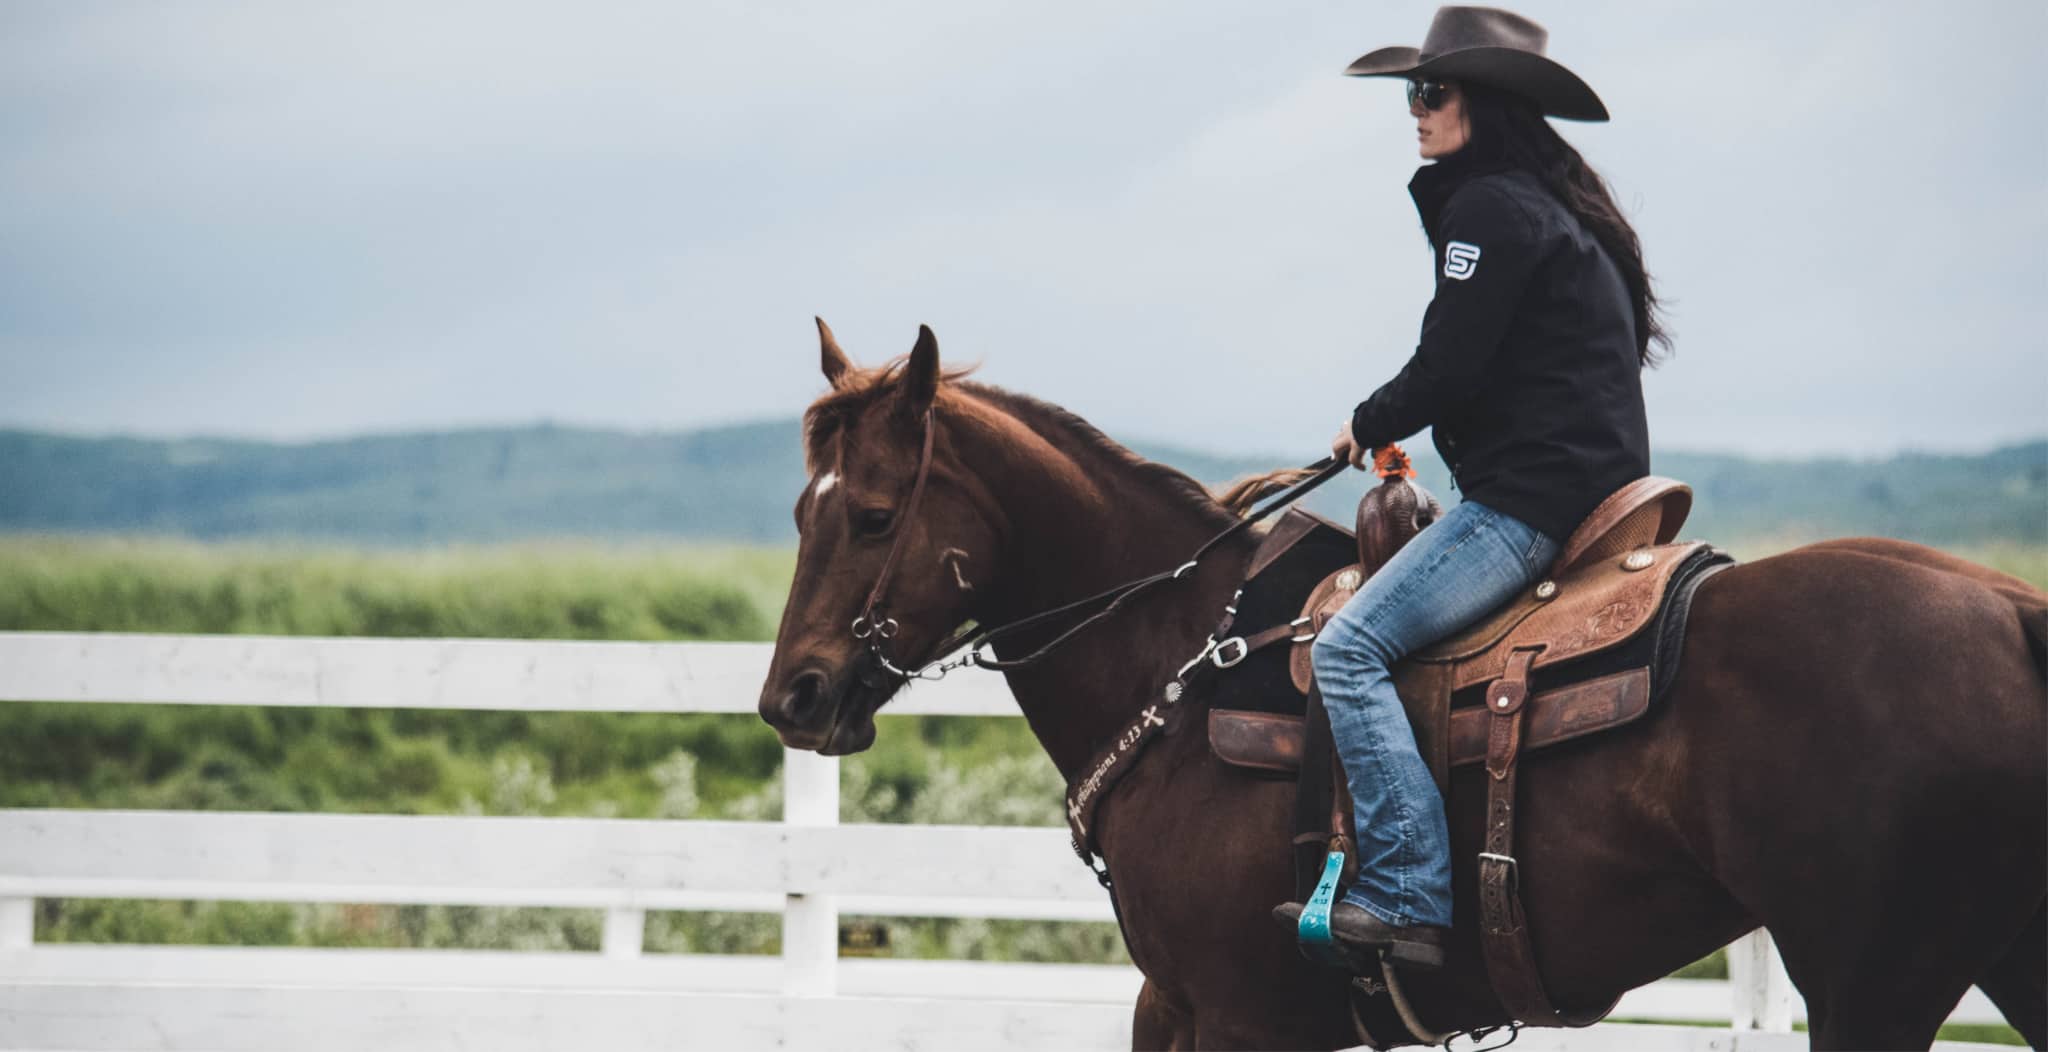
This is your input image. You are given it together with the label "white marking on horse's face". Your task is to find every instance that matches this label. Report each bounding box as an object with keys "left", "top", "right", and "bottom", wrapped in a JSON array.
[
  {"left": 941, "top": 547, "right": 974, "bottom": 591},
  {"left": 812, "top": 471, "right": 838, "bottom": 498}
]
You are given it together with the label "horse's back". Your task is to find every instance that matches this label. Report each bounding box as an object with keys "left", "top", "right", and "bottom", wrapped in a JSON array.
[
  {"left": 1791, "top": 536, "right": 2047, "bottom": 669},
  {"left": 1677, "top": 540, "right": 2043, "bottom": 742}
]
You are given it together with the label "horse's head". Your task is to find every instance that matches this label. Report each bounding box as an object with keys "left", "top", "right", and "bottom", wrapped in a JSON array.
[{"left": 757, "top": 319, "right": 998, "bottom": 755}]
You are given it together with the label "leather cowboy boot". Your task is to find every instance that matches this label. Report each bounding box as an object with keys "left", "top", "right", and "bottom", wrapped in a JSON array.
[{"left": 1272, "top": 901, "right": 1447, "bottom": 970}]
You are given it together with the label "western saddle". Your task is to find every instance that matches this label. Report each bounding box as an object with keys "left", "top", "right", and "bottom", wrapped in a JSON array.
[{"left": 1207, "top": 470, "right": 1732, "bottom": 1036}]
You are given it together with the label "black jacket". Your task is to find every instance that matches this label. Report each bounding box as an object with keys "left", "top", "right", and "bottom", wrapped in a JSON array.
[{"left": 1350, "top": 154, "right": 1650, "bottom": 544}]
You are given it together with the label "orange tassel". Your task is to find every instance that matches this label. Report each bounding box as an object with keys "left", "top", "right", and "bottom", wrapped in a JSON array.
[{"left": 1373, "top": 444, "right": 1417, "bottom": 480}]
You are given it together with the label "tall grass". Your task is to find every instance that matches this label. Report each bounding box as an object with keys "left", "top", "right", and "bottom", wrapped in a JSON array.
[{"left": 0, "top": 535, "right": 790, "bottom": 640}]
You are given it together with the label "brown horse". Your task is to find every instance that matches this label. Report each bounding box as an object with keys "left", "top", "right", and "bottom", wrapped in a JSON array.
[{"left": 757, "top": 321, "right": 2048, "bottom": 1050}]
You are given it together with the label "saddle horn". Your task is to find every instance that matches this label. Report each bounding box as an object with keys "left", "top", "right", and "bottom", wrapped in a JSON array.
[{"left": 1356, "top": 446, "right": 1441, "bottom": 578}]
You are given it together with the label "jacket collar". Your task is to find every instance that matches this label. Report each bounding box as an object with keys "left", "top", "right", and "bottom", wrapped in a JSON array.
[{"left": 1408, "top": 149, "right": 1515, "bottom": 243}]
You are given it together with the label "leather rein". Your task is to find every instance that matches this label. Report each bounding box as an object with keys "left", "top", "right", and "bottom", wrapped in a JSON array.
[{"left": 851, "top": 406, "right": 1350, "bottom": 686}]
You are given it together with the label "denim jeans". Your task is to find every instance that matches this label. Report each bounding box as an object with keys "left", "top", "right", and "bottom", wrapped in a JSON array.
[{"left": 1310, "top": 499, "right": 1560, "bottom": 928}]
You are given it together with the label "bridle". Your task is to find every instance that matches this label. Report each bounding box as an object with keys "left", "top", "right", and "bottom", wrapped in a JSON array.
[
  {"left": 849, "top": 405, "right": 1348, "bottom": 684},
  {"left": 847, "top": 407, "right": 937, "bottom": 655},
  {"left": 845, "top": 404, "right": 1352, "bottom": 903}
]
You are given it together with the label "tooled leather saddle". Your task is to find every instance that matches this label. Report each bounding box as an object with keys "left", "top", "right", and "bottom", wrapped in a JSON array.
[{"left": 1204, "top": 470, "right": 1733, "bottom": 1036}]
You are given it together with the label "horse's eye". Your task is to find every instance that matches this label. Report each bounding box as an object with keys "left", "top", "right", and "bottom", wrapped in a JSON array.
[{"left": 855, "top": 508, "right": 895, "bottom": 537}]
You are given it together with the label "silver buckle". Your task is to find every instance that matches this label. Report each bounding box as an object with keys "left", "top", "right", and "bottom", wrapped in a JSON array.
[
  {"left": 1477, "top": 852, "right": 1518, "bottom": 873},
  {"left": 1288, "top": 615, "right": 1317, "bottom": 643},
  {"left": 1210, "top": 636, "right": 1250, "bottom": 668}
]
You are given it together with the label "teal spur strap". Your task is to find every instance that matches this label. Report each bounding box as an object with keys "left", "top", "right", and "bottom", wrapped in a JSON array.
[{"left": 1296, "top": 850, "right": 1349, "bottom": 967}]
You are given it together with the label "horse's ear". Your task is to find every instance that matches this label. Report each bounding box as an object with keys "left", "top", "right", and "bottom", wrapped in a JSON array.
[
  {"left": 902, "top": 324, "right": 940, "bottom": 416},
  {"left": 817, "top": 316, "right": 853, "bottom": 388}
]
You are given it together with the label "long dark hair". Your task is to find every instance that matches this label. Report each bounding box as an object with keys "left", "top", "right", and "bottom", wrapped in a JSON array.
[{"left": 1460, "top": 83, "right": 1670, "bottom": 364}]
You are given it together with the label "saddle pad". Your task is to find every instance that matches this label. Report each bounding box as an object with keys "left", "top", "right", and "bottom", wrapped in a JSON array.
[
  {"left": 1287, "top": 540, "right": 1712, "bottom": 698},
  {"left": 1215, "top": 545, "right": 1735, "bottom": 782},
  {"left": 1410, "top": 540, "right": 1714, "bottom": 692},
  {"left": 1282, "top": 540, "right": 1718, "bottom": 787},
  {"left": 1210, "top": 667, "right": 1649, "bottom": 776}
]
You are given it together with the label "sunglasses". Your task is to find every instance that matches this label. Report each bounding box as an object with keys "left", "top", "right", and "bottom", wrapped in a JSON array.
[{"left": 1406, "top": 78, "right": 1454, "bottom": 111}]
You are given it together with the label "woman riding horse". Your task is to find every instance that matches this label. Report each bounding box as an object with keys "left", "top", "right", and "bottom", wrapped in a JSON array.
[
  {"left": 1277, "top": 6, "right": 1663, "bottom": 969},
  {"left": 760, "top": 7, "right": 2046, "bottom": 1045}
]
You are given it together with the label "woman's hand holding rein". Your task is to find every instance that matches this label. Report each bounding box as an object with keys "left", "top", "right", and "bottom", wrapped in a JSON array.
[{"left": 1331, "top": 420, "right": 1377, "bottom": 470}]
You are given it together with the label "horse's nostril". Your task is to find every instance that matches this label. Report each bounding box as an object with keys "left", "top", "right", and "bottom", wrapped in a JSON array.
[{"left": 779, "top": 669, "right": 829, "bottom": 727}]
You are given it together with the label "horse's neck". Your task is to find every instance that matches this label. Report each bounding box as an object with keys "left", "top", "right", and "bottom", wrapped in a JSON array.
[{"left": 962, "top": 421, "right": 1251, "bottom": 780}]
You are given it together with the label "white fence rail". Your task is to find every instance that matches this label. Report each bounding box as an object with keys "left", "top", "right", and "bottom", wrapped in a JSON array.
[{"left": 0, "top": 633, "right": 2006, "bottom": 1050}]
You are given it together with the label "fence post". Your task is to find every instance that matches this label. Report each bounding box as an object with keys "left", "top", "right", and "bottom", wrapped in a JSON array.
[
  {"left": 0, "top": 898, "right": 29, "bottom": 949},
  {"left": 601, "top": 907, "right": 645, "bottom": 959},
  {"left": 781, "top": 747, "right": 840, "bottom": 996},
  {"left": 1729, "top": 929, "right": 1794, "bottom": 1031}
]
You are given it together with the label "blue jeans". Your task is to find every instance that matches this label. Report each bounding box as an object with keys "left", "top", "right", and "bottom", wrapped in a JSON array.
[{"left": 1310, "top": 499, "right": 1560, "bottom": 928}]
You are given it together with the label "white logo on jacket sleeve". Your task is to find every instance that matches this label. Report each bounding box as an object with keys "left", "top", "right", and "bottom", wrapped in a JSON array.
[{"left": 1444, "top": 241, "right": 1481, "bottom": 280}]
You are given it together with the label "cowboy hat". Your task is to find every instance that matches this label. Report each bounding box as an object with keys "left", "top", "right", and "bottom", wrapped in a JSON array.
[{"left": 1345, "top": 6, "right": 1609, "bottom": 122}]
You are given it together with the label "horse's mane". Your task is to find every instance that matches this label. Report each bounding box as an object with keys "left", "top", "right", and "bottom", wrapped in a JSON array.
[
  {"left": 958, "top": 381, "right": 1243, "bottom": 532},
  {"left": 800, "top": 357, "right": 1255, "bottom": 529},
  {"left": 1212, "top": 466, "right": 1322, "bottom": 516}
]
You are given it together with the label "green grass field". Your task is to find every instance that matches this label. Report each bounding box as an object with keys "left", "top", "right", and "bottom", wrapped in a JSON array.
[
  {"left": 0, "top": 534, "right": 793, "bottom": 640},
  {"left": 0, "top": 535, "right": 2034, "bottom": 1041}
]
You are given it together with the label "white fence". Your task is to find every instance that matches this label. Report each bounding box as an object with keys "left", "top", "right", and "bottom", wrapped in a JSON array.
[{"left": 0, "top": 632, "right": 2007, "bottom": 1051}]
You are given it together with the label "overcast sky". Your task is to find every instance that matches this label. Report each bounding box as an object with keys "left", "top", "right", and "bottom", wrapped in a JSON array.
[{"left": 3, "top": 1, "right": 2042, "bottom": 458}]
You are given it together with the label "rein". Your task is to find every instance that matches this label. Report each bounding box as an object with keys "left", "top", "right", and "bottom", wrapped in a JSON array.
[
  {"left": 846, "top": 404, "right": 1354, "bottom": 895},
  {"left": 854, "top": 406, "right": 1349, "bottom": 684}
]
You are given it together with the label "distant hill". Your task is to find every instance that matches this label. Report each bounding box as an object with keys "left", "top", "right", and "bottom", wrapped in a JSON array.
[{"left": 1, "top": 424, "right": 2041, "bottom": 547}]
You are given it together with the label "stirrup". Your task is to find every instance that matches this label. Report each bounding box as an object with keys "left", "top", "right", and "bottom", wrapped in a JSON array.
[{"left": 1295, "top": 850, "right": 1350, "bottom": 968}]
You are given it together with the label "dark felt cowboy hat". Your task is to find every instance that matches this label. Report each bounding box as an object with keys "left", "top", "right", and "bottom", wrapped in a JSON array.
[{"left": 1345, "top": 6, "right": 1609, "bottom": 122}]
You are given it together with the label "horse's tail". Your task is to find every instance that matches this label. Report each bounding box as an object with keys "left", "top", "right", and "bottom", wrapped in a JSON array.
[
  {"left": 1214, "top": 467, "right": 1319, "bottom": 518},
  {"left": 2014, "top": 589, "right": 2048, "bottom": 682}
]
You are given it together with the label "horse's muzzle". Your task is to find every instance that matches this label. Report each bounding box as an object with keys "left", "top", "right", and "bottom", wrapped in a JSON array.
[
  {"left": 759, "top": 664, "right": 882, "bottom": 754},
  {"left": 774, "top": 668, "right": 830, "bottom": 728}
]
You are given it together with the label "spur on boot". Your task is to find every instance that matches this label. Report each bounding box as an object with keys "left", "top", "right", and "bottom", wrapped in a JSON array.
[{"left": 1271, "top": 900, "right": 1447, "bottom": 970}]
